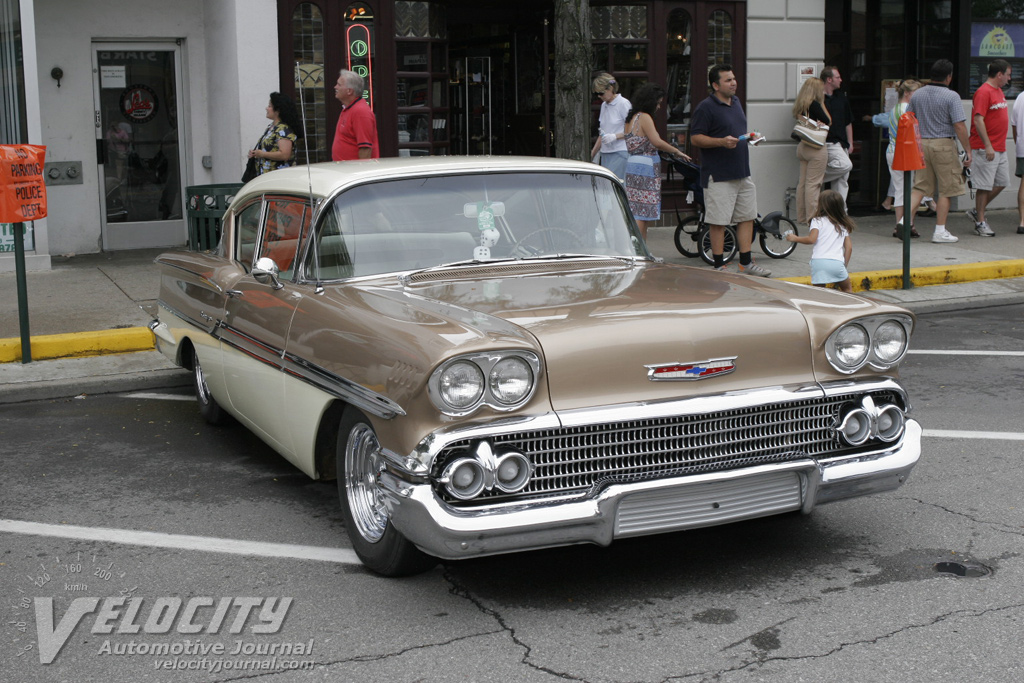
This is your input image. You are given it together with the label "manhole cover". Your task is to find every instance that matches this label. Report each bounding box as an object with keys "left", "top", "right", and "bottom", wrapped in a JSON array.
[{"left": 934, "top": 561, "right": 990, "bottom": 578}]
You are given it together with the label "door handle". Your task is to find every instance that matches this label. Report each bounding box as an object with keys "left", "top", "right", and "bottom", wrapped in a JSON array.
[{"left": 226, "top": 290, "right": 243, "bottom": 298}]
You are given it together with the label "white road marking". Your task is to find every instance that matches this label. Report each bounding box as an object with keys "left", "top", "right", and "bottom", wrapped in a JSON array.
[
  {"left": 0, "top": 519, "right": 361, "bottom": 565},
  {"left": 909, "top": 350, "right": 1024, "bottom": 356},
  {"left": 121, "top": 391, "right": 194, "bottom": 401},
  {"left": 923, "top": 429, "right": 1024, "bottom": 441}
]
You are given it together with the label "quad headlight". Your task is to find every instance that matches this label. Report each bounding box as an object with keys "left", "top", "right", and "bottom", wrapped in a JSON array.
[
  {"left": 429, "top": 351, "right": 541, "bottom": 415},
  {"left": 825, "top": 315, "right": 913, "bottom": 373}
]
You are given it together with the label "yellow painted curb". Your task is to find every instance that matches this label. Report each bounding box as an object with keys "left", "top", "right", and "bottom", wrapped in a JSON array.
[
  {"left": 779, "top": 259, "right": 1024, "bottom": 293},
  {"left": 0, "top": 327, "right": 154, "bottom": 363}
]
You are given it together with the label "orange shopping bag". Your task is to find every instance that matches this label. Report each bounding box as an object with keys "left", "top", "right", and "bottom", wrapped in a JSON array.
[{"left": 893, "top": 112, "right": 925, "bottom": 171}]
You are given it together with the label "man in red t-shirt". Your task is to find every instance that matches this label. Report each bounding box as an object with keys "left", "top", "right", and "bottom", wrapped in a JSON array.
[
  {"left": 967, "top": 58, "right": 1012, "bottom": 236},
  {"left": 332, "top": 70, "right": 379, "bottom": 161}
]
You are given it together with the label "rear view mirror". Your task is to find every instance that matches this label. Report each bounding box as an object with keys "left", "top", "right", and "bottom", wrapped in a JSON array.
[{"left": 463, "top": 201, "right": 505, "bottom": 218}]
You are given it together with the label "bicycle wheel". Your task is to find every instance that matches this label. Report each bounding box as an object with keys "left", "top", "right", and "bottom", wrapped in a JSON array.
[
  {"left": 673, "top": 215, "right": 702, "bottom": 258},
  {"left": 699, "top": 225, "right": 738, "bottom": 266},
  {"left": 759, "top": 217, "right": 799, "bottom": 259}
]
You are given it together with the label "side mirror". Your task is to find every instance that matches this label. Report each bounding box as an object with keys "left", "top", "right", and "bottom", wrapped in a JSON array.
[{"left": 252, "top": 256, "right": 284, "bottom": 290}]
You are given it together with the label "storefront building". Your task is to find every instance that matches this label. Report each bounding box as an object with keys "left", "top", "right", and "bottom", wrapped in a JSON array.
[{"left": 2, "top": 0, "right": 1019, "bottom": 271}]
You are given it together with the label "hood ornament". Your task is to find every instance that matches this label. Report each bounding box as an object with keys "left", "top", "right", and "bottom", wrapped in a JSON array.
[{"left": 646, "top": 357, "right": 737, "bottom": 381}]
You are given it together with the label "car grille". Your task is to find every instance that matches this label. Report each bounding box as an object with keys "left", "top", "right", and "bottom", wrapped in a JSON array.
[{"left": 433, "top": 389, "right": 903, "bottom": 505}]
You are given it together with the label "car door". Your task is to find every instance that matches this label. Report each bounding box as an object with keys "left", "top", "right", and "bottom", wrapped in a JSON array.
[{"left": 220, "top": 196, "right": 312, "bottom": 460}]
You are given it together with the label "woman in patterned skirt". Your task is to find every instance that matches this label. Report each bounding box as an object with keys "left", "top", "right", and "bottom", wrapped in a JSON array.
[{"left": 621, "top": 84, "right": 690, "bottom": 240}]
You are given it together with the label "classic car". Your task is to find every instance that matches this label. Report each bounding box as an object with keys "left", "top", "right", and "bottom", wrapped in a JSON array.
[{"left": 152, "top": 156, "right": 921, "bottom": 576}]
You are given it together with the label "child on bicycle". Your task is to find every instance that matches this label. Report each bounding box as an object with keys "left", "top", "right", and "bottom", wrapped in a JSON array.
[{"left": 785, "top": 189, "right": 854, "bottom": 293}]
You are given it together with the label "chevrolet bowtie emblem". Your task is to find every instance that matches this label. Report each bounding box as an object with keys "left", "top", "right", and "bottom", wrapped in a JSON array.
[{"left": 646, "top": 357, "right": 737, "bottom": 381}]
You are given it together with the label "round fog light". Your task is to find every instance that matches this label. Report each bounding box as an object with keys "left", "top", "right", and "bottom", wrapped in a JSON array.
[
  {"left": 838, "top": 409, "right": 871, "bottom": 445},
  {"left": 441, "top": 458, "right": 486, "bottom": 500},
  {"left": 876, "top": 406, "right": 905, "bottom": 441},
  {"left": 494, "top": 452, "right": 532, "bottom": 493}
]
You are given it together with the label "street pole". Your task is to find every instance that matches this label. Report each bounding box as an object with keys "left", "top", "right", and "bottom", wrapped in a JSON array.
[
  {"left": 13, "top": 221, "right": 32, "bottom": 363},
  {"left": 902, "top": 172, "right": 913, "bottom": 290}
]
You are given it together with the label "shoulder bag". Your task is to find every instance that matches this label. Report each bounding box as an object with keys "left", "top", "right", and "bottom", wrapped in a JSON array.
[{"left": 792, "top": 115, "right": 828, "bottom": 147}]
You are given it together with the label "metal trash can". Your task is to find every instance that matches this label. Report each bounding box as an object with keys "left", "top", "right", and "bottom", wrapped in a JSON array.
[{"left": 185, "top": 183, "right": 242, "bottom": 251}]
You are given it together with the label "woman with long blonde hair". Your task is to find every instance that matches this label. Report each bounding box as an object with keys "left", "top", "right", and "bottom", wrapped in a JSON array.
[{"left": 792, "top": 78, "right": 831, "bottom": 225}]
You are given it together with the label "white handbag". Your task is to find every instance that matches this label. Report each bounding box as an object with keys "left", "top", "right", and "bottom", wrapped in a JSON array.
[{"left": 792, "top": 115, "right": 828, "bottom": 147}]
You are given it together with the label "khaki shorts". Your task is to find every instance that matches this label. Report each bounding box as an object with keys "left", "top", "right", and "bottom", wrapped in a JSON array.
[
  {"left": 912, "top": 138, "right": 965, "bottom": 198},
  {"left": 970, "top": 150, "right": 1009, "bottom": 191},
  {"left": 704, "top": 176, "right": 758, "bottom": 226}
]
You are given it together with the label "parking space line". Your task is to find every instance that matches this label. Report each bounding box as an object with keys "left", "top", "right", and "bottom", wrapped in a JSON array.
[
  {"left": 909, "top": 350, "right": 1024, "bottom": 356},
  {"left": 923, "top": 429, "right": 1024, "bottom": 440},
  {"left": 0, "top": 519, "right": 360, "bottom": 565}
]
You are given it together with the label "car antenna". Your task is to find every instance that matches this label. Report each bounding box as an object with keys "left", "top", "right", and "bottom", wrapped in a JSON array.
[{"left": 295, "top": 61, "right": 323, "bottom": 293}]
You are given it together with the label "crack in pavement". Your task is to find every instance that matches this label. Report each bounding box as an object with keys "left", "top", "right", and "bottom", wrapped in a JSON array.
[
  {"left": 663, "top": 602, "right": 1024, "bottom": 682},
  {"left": 215, "top": 627, "right": 506, "bottom": 681},
  {"left": 902, "top": 495, "right": 1024, "bottom": 536},
  {"left": 443, "top": 568, "right": 588, "bottom": 681}
]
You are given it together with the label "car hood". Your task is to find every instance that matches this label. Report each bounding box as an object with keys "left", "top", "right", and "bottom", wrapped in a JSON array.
[{"left": 373, "top": 261, "right": 864, "bottom": 412}]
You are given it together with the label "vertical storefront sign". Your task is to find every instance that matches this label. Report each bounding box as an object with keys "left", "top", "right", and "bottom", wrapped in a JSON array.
[{"left": 346, "top": 24, "right": 374, "bottom": 109}]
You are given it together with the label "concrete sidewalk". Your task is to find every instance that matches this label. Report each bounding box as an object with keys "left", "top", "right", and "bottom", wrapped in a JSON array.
[{"left": 3, "top": 207, "right": 1024, "bottom": 403}]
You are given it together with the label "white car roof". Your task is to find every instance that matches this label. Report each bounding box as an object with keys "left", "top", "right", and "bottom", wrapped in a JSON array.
[{"left": 234, "top": 156, "right": 620, "bottom": 200}]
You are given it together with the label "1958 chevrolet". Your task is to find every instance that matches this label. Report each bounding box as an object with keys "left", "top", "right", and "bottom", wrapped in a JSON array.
[{"left": 152, "top": 157, "right": 920, "bottom": 576}]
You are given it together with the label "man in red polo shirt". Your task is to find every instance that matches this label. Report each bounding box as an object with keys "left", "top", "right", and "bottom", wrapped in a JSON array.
[
  {"left": 967, "top": 58, "right": 1011, "bottom": 236},
  {"left": 332, "top": 69, "right": 379, "bottom": 160}
]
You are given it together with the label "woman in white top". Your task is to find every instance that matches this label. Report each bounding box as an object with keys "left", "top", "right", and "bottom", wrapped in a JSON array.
[
  {"left": 590, "top": 73, "right": 632, "bottom": 179},
  {"left": 785, "top": 189, "right": 855, "bottom": 292}
]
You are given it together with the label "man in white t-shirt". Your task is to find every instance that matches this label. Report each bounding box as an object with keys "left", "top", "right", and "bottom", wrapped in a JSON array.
[
  {"left": 590, "top": 73, "right": 631, "bottom": 179},
  {"left": 1011, "top": 94, "right": 1024, "bottom": 233}
]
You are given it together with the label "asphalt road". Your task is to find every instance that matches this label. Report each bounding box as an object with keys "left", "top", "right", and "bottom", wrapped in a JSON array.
[{"left": 1, "top": 305, "right": 1023, "bottom": 682}]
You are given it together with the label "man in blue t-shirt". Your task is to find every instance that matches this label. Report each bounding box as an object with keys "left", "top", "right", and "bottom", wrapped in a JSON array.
[{"left": 689, "top": 64, "right": 770, "bottom": 276}]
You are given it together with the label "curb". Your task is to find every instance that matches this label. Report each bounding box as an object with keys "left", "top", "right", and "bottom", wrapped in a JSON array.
[
  {"left": 3, "top": 259, "right": 1024, "bottom": 364},
  {"left": 778, "top": 259, "right": 1024, "bottom": 292},
  {"left": 0, "top": 327, "right": 155, "bottom": 363}
]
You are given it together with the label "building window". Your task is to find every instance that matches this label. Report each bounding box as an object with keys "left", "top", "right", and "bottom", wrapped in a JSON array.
[
  {"left": 395, "top": 1, "right": 448, "bottom": 155},
  {"left": 666, "top": 8, "right": 692, "bottom": 145},
  {"left": 970, "top": 1, "right": 1024, "bottom": 98},
  {"left": 592, "top": 4, "right": 649, "bottom": 103},
  {"left": 292, "top": 3, "right": 326, "bottom": 163},
  {"left": 707, "top": 10, "right": 733, "bottom": 67}
]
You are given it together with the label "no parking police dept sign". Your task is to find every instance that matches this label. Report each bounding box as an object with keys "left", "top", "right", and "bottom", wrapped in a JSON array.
[{"left": 1, "top": 144, "right": 48, "bottom": 223}]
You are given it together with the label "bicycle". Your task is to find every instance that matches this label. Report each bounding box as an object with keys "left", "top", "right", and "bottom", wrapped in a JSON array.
[{"left": 666, "top": 157, "right": 800, "bottom": 265}]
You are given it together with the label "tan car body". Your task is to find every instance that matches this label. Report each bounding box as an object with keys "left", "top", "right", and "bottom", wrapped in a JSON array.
[{"left": 153, "top": 157, "right": 921, "bottom": 574}]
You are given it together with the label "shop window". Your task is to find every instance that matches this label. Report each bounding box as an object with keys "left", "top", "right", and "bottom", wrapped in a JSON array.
[
  {"left": 666, "top": 9, "right": 692, "bottom": 146},
  {"left": 395, "top": 1, "right": 449, "bottom": 155},
  {"left": 707, "top": 10, "right": 733, "bottom": 67},
  {"left": 291, "top": 3, "right": 326, "bottom": 163},
  {"left": 592, "top": 4, "right": 649, "bottom": 74},
  {"left": 968, "top": 1, "right": 1023, "bottom": 98}
]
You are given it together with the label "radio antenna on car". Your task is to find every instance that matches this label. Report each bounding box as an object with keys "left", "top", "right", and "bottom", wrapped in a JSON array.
[{"left": 295, "top": 61, "right": 323, "bottom": 293}]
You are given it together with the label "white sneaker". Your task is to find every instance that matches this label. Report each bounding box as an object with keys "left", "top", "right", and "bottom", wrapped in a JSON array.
[
  {"left": 932, "top": 229, "right": 959, "bottom": 243},
  {"left": 738, "top": 261, "right": 772, "bottom": 277},
  {"left": 974, "top": 222, "right": 995, "bottom": 237}
]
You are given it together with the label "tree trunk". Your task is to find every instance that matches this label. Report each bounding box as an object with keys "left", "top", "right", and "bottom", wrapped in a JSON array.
[{"left": 553, "top": 0, "right": 591, "bottom": 161}]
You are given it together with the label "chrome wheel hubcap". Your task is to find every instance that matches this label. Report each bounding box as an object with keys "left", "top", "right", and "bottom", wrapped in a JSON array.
[{"left": 344, "top": 423, "right": 388, "bottom": 543}]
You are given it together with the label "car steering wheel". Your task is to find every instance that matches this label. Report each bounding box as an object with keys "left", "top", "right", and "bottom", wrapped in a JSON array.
[{"left": 511, "top": 227, "right": 585, "bottom": 257}]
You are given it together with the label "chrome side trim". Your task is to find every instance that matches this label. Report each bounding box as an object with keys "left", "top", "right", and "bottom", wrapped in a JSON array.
[
  {"left": 157, "top": 301, "right": 404, "bottom": 420},
  {"left": 157, "top": 299, "right": 216, "bottom": 335}
]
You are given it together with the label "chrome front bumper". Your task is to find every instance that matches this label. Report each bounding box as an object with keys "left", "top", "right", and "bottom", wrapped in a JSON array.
[{"left": 379, "top": 419, "right": 921, "bottom": 561}]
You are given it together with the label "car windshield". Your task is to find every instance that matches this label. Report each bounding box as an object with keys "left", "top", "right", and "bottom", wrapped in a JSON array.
[{"left": 304, "top": 171, "right": 646, "bottom": 279}]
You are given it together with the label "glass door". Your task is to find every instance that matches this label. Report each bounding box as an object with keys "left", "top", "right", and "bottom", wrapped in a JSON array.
[{"left": 92, "top": 43, "right": 186, "bottom": 250}]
